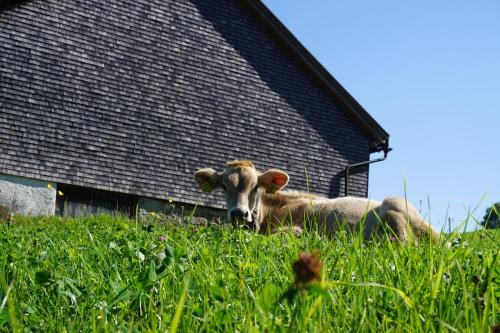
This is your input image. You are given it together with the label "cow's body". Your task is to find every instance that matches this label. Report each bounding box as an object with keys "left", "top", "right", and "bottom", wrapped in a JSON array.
[
  {"left": 256, "top": 191, "right": 439, "bottom": 241},
  {"left": 256, "top": 192, "right": 380, "bottom": 236},
  {"left": 195, "top": 160, "right": 440, "bottom": 242}
]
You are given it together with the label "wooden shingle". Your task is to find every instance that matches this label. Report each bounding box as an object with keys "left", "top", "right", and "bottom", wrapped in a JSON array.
[{"left": 0, "top": 0, "right": 388, "bottom": 209}]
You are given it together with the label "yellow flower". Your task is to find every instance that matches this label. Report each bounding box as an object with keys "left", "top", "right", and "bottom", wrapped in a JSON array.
[
  {"left": 47, "top": 183, "right": 53, "bottom": 189},
  {"left": 168, "top": 197, "right": 173, "bottom": 203},
  {"left": 58, "top": 190, "right": 64, "bottom": 196}
]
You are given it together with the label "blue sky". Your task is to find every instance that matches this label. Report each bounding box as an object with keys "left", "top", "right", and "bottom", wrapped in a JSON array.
[{"left": 262, "top": 0, "right": 500, "bottom": 231}]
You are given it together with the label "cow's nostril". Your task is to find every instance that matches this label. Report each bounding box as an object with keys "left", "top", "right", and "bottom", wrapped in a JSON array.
[{"left": 230, "top": 208, "right": 245, "bottom": 220}]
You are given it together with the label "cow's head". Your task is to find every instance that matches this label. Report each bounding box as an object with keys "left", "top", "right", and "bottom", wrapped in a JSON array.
[{"left": 194, "top": 160, "right": 289, "bottom": 228}]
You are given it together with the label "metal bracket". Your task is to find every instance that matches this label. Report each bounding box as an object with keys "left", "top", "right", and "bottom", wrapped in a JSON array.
[{"left": 344, "top": 143, "right": 392, "bottom": 196}]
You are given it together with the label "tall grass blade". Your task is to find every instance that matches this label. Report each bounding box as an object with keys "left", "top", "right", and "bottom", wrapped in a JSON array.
[
  {"left": 325, "top": 281, "right": 414, "bottom": 308},
  {"left": 169, "top": 274, "right": 190, "bottom": 333},
  {"left": 0, "top": 282, "right": 13, "bottom": 313}
]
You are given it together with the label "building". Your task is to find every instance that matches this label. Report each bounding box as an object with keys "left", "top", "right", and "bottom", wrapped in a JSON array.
[{"left": 0, "top": 0, "right": 389, "bottom": 217}]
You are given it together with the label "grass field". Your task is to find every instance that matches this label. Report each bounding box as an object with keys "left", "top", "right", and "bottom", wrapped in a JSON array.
[{"left": 0, "top": 214, "right": 498, "bottom": 332}]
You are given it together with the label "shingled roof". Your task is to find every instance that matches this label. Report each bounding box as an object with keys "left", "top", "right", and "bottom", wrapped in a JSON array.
[
  {"left": 1, "top": 0, "right": 389, "bottom": 152},
  {"left": 0, "top": 0, "right": 389, "bottom": 208},
  {"left": 241, "top": 0, "right": 389, "bottom": 152}
]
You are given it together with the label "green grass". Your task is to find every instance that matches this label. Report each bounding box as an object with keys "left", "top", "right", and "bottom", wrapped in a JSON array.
[{"left": 0, "top": 215, "right": 498, "bottom": 332}]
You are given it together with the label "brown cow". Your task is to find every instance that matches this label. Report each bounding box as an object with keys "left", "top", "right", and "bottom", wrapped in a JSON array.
[{"left": 194, "top": 160, "right": 440, "bottom": 242}]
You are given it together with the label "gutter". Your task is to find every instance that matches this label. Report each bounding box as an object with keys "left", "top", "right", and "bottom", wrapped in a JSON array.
[{"left": 345, "top": 141, "right": 392, "bottom": 196}]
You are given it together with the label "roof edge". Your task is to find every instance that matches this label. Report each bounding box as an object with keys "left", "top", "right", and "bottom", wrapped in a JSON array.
[
  {"left": 0, "top": 0, "right": 29, "bottom": 11},
  {"left": 241, "top": 0, "right": 389, "bottom": 152}
]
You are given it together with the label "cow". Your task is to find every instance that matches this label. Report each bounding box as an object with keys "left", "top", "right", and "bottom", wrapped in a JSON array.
[{"left": 194, "top": 160, "right": 440, "bottom": 242}]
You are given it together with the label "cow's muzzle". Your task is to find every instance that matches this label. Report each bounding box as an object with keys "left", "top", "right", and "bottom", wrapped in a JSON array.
[{"left": 229, "top": 207, "right": 256, "bottom": 229}]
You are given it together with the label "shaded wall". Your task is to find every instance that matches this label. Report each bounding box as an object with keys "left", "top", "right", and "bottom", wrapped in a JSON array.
[{"left": 0, "top": 0, "right": 370, "bottom": 209}]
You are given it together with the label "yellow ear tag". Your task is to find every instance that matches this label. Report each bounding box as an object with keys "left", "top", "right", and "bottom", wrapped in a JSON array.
[{"left": 201, "top": 181, "right": 212, "bottom": 193}]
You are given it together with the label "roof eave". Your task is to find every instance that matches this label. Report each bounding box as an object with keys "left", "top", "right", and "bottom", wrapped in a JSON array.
[
  {"left": 0, "top": 0, "right": 28, "bottom": 11},
  {"left": 241, "top": 0, "right": 390, "bottom": 152}
]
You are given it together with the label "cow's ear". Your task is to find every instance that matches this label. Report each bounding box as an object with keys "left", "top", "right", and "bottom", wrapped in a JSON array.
[
  {"left": 194, "top": 168, "right": 222, "bottom": 192},
  {"left": 258, "top": 169, "right": 289, "bottom": 194}
]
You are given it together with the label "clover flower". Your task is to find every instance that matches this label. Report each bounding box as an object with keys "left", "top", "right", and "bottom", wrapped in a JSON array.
[{"left": 292, "top": 250, "right": 322, "bottom": 285}]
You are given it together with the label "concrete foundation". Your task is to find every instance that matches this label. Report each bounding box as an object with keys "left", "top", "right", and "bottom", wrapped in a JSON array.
[
  {"left": 0, "top": 174, "right": 56, "bottom": 215},
  {"left": 0, "top": 173, "right": 224, "bottom": 221}
]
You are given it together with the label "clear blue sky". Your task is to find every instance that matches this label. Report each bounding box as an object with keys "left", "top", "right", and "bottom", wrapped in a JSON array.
[{"left": 263, "top": 0, "right": 500, "bottom": 231}]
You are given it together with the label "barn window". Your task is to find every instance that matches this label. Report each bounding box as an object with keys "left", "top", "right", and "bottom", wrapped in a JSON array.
[{"left": 56, "top": 184, "right": 138, "bottom": 217}]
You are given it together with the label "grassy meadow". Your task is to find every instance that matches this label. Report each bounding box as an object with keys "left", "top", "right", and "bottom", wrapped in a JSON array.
[{"left": 0, "top": 214, "right": 499, "bottom": 332}]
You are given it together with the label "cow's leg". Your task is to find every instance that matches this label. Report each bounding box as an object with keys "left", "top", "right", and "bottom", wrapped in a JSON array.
[
  {"left": 378, "top": 197, "right": 440, "bottom": 243},
  {"left": 271, "top": 225, "right": 304, "bottom": 236},
  {"left": 257, "top": 219, "right": 303, "bottom": 236},
  {"left": 380, "top": 209, "right": 410, "bottom": 242}
]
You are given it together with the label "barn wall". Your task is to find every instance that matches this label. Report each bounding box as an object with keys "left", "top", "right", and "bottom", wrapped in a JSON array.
[{"left": 0, "top": 0, "right": 371, "bottom": 210}]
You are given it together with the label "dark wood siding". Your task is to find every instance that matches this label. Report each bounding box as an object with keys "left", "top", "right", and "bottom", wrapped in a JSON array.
[
  {"left": 55, "top": 184, "right": 138, "bottom": 217},
  {"left": 0, "top": 0, "right": 371, "bottom": 209}
]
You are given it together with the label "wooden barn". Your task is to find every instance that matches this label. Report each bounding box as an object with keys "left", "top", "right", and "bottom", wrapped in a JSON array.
[{"left": 0, "top": 0, "right": 390, "bottom": 217}]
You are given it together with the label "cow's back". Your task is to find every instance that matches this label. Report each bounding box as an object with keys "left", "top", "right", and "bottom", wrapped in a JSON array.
[{"left": 310, "top": 196, "right": 381, "bottom": 235}]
